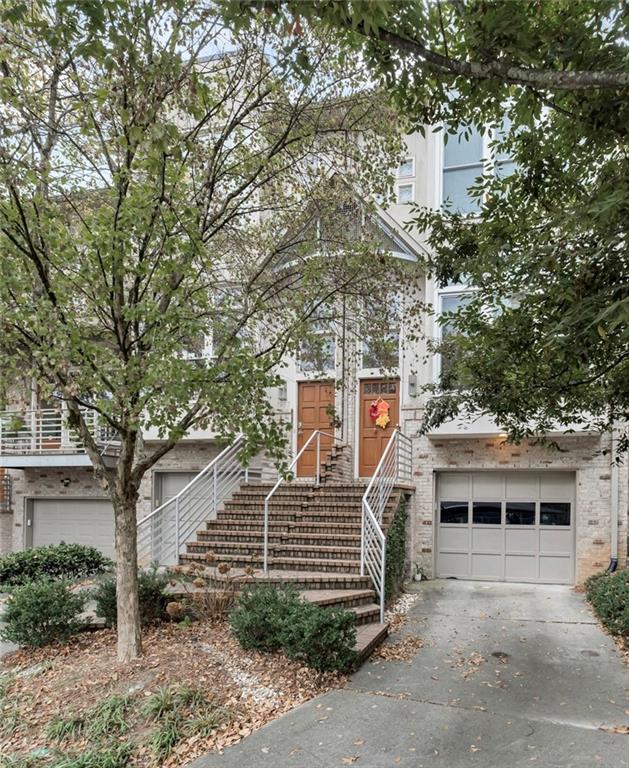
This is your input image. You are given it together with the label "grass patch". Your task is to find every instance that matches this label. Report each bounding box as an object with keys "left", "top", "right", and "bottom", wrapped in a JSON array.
[
  {"left": 45, "top": 714, "right": 85, "bottom": 742},
  {"left": 53, "top": 743, "right": 133, "bottom": 768},
  {"left": 86, "top": 695, "right": 132, "bottom": 739},
  {"left": 148, "top": 713, "right": 184, "bottom": 762}
]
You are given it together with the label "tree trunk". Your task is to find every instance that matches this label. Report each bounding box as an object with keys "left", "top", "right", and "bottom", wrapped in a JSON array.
[{"left": 113, "top": 491, "right": 142, "bottom": 662}]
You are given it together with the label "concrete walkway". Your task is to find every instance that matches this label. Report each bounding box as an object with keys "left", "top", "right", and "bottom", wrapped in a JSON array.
[{"left": 191, "top": 580, "right": 629, "bottom": 768}]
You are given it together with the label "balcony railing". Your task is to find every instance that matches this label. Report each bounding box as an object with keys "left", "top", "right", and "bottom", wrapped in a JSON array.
[{"left": 0, "top": 408, "right": 120, "bottom": 456}]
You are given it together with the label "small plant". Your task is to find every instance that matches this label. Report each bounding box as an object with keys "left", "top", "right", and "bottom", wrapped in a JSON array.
[
  {"left": 385, "top": 497, "right": 408, "bottom": 601},
  {"left": 45, "top": 713, "right": 85, "bottom": 741},
  {"left": 0, "top": 543, "right": 111, "bottom": 588},
  {"left": 188, "top": 705, "right": 230, "bottom": 738},
  {"left": 142, "top": 686, "right": 176, "bottom": 720},
  {"left": 52, "top": 743, "right": 133, "bottom": 768},
  {"left": 0, "top": 580, "right": 86, "bottom": 647},
  {"left": 281, "top": 602, "right": 357, "bottom": 673},
  {"left": 229, "top": 583, "right": 302, "bottom": 651},
  {"left": 586, "top": 569, "right": 629, "bottom": 642},
  {"left": 93, "top": 565, "right": 169, "bottom": 628},
  {"left": 148, "top": 713, "right": 184, "bottom": 762},
  {"left": 86, "top": 695, "right": 132, "bottom": 739}
]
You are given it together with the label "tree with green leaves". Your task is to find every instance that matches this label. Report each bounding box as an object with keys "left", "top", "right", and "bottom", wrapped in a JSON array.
[
  {"left": 0, "top": 0, "right": 404, "bottom": 661},
  {"left": 229, "top": 0, "right": 629, "bottom": 454}
]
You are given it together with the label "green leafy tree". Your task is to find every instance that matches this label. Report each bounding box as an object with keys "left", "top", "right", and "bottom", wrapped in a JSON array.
[
  {"left": 231, "top": 0, "right": 628, "bottom": 453},
  {"left": 0, "top": 0, "right": 404, "bottom": 661}
]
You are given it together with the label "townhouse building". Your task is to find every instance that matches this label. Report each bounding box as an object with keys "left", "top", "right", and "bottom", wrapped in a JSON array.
[{"left": 1, "top": 124, "right": 626, "bottom": 592}]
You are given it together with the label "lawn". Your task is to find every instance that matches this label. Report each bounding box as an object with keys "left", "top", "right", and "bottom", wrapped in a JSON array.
[{"left": 0, "top": 619, "right": 342, "bottom": 768}]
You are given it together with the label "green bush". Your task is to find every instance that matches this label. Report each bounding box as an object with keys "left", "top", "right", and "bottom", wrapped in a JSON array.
[
  {"left": 92, "top": 566, "right": 169, "bottom": 628},
  {"left": 385, "top": 496, "right": 408, "bottom": 602},
  {"left": 281, "top": 601, "right": 357, "bottom": 672},
  {"left": 230, "top": 584, "right": 357, "bottom": 672},
  {"left": 0, "top": 580, "right": 86, "bottom": 647},
  {"left": 229, "top": 583, "right": 301, "bottom": 652},
  {"left": 0, "top": 543, "right": 111, "bottom": 589},
  {"left": 585, "top": 569, "right": 629, "bottom": 641}
]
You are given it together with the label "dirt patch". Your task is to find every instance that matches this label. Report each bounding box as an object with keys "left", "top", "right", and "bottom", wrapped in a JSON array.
[{"left": 0, "top": 620, "right": 343, "bottom": 766}]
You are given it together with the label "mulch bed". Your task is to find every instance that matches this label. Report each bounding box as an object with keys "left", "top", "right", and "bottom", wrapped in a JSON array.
[{"left": 0, "top": 620, "right": 344, "bottom": 766}]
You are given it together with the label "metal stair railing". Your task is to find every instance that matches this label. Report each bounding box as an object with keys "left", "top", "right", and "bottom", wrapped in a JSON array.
[
  {"left": 361, "top": 428, "right": 412, "bottom": 622},
  {"left": 137, "top": 435, "right": 251, "bottom": 567},
  {"left": 263, "top": 429, "right": 342, "bottom": 573}
]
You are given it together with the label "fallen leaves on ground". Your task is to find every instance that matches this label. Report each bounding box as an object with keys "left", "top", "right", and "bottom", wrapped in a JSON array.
[
  {"left": 0, "top": 620, "right": 344, "bottom": 766},
  {"left": 384, "top": 592, "right": 418, "bottom": 634},
  {"left": 371, "top": 635, "right": 424, "bottom": 663},
  {"left": 600, "top": 725, "right": 629, "bottom": 735}
]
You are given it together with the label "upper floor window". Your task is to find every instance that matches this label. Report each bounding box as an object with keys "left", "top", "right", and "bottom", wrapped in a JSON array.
[
  {"left": 443, "top": 121, "right": 517, "bottom": 212},
  {"left": 397, "top": 157, "right": 414, "bottom": 178},
  {"left": 397, "top": 182, "right": 414, "bottom": 205},
  {"left": 437, "top": 288, "right": 472, "bottom": 386},
  {"left": 442, "top": 128, "right": 484, "bottom": 213}
]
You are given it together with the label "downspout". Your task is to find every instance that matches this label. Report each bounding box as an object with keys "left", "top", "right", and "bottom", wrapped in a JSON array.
[{"left": 607, "top": 423, "right": 619, "bottom": 573}]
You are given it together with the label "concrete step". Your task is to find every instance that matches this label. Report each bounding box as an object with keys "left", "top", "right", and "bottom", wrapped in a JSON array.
[{"left": 300, "top": 588, "right": 375, "bottom": 609}]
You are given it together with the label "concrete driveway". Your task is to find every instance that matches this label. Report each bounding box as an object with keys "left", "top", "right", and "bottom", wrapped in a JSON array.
[{"left": 191, "top": 579, "right": 629, "bottom": 768}]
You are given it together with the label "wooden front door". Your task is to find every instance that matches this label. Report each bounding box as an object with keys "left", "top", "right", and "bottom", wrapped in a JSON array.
[
  {"left": 297, "top": 381, "right": 334, "bottom": 477},
  {"left": 359, "top": 379, "right": 400, "bottom": 477}
]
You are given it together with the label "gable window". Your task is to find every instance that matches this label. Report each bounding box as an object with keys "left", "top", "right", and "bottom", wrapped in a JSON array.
[
  {"left": 397, "top": 182, "right": 414, "bottom": 204},
  {"left": 397, "top": 157, "right": 414, "bottom": 178}
]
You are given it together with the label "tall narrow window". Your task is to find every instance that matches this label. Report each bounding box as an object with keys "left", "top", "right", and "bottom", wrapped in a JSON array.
[
  {"left": 438, "top": 291, "right": 471, "bottom": 386},
  {"left": 442, "top": 128, "right": 484, "bottom": 213}
]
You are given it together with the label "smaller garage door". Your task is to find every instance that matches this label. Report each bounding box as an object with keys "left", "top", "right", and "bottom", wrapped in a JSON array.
[
  {"left": 436, "top": 472, "right": 575, "bottom": 584},
  {"left": 29, "top": 498, "right": 115, "bottom": 559},
  {"left": 153, "top": 472, "right": 199, "bottom": 508}
]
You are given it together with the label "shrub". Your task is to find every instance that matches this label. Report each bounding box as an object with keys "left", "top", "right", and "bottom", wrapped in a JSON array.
[
  {"left": 586, "top": 569, "right": 629, "bottom": 641},
  {"left": 281, "top": 601, "right": 357, "bottom": 673},
  {"left": 230, "top": 584, "right": 357, "bottom": 672},
  {"left": 0, "top": 580, "right": 86, "bottom": 647},
  {"left": 385, "top": 496, "right": 408, "bottom": 602},
  {"left": 0, "top": 543, "right": 111, "bottom": 589},
  {"left": 229, "top": 583, "right": 302, "bottom": 652},
  {"left": 92, "top": 566, "right": 169, "bottom": 628}
]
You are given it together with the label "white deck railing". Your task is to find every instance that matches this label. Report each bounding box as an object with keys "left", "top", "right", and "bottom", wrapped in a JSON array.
[
  {"left": 0, "top": 408, "right": 119, "bottom": 455},
  {"left": 361, "top": 428, "right": 412, "bottom": 622},
  {"left": 137, "top": 435, "right": 255, "bottom": 566}
]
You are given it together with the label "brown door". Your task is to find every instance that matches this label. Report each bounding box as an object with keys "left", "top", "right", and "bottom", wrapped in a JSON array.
[
  {"left": 359, "top": 379, "right": 400, "bottom": 477},
  {"left": 297, "top": 381, "right": 334, "bottom": 477}
]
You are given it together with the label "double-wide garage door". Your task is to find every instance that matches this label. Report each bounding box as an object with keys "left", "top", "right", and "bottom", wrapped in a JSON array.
[
  {"left": 30, "top": 498, "right": 116, "bottom": 559},
  {"left": 436, "top": 471, "right": 575, "bottom": 584}
]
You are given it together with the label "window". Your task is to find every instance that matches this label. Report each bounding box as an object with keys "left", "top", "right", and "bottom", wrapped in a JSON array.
[
  {"left": 442, "top": 121, "right": 517, "bottom": 212},
  {"left": 472, "top": 501, "right": 501, "bottom": 525},
  {"left": 437, "top": 290, "right": 472, "bottom": 386},
  {"left": 298, "top": 333, "right": 335, "bottom": 373},
  {"left": 440, "top": 501, "right": 468, "bottom": 524},
  {"left": 397, "top": 157, "right": 414, "bottom": 178},
  {"left": 506, "top": 502, "right": 535, "bottom": 525},
  {"left": 540, "top": 502, "right": 571, "bottom": 526},
  {"left": 442, "top": 128, "right": 484, "bottom": 213},
  {"left": 397, "top": 183, "right": 414, "bottom": 204}
]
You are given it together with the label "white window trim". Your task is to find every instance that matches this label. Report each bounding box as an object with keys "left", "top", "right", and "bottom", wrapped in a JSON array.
[
  {"left": 396, "top": 181, "right": 415, "bottom": 205},
  {"left": 397, "top": 156, "right": 415, "bottom": 178}
]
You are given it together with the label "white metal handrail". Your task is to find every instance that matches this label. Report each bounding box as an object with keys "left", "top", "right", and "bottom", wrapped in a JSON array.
[
  {"left": 361, "top": 428, "right": 412, "bottom": 622},
  {"left": 263, "top": 429, "right": 341, "bottom": 572},
  {"left": 137, "top": 435, "right": 254, "bottom": 566},
  {"left": 0, "top": 408, "right": 119, "bottom": 455}
]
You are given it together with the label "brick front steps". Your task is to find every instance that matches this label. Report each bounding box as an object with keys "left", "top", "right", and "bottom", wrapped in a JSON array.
[{"left": 178, "top": 481, "right": 405, "bottom": 661}]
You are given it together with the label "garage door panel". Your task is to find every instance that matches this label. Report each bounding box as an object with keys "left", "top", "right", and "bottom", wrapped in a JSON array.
[
  {"left": 505, "top": 554, "right": 537, "bottom": 580},
  {"left": 471, "top": 527, "right": 502, "bottom": 552},
  {"left": 437, "top": 471, "right": 574, "bottom": 585},
  {"left": 506, "top": 528, "right": 537, "bottom": 554},
  {"left": 32, "top": 499, "right": 115, "bottom": 559},
  {"left": 540, "top": 528, "right": 572, "bottom": 554},
  {"left": 438, "top": 551, "right": 468, "bottom": 578},
  {"left": 439, "top": 526, "right": 469, "bottom": 550},
  {"left": 471, "top": 553, "right": 502, "bottom": 579},
  {"left": 540, "top": 555, "right": 572, "bottom": 582}
]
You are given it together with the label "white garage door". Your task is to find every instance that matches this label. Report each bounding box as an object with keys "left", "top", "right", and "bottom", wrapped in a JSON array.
[
  {"left": 30, "top": 498, "right": 115, "bottom": 559},
  {"left": 436, "top": 472, "right": 575, "bottom": 584}
]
